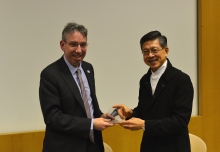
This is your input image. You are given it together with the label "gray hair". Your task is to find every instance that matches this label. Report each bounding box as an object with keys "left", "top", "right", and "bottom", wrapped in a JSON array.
[{"left": 62, "top": 22, "right": 88, "bottom": 42}]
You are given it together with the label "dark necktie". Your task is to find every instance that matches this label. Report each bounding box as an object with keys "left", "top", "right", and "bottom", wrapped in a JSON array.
[{"left": 76, "top": 69, "right": 94, "bottom": 143}]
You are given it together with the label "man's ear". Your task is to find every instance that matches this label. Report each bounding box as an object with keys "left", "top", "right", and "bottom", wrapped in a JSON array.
[
  {"left": 60, "top": 40, "right": 65, "bottom": 51},
  {"left": 164, "top": 47, "right": 169, "bottom": 56}
]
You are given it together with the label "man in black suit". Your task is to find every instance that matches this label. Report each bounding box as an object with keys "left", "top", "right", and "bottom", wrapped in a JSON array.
[
  {"left": 114, "top": 31, "right": 194, "bottom": 152},
  {"left": 39, "top": 22, "right": 113, "bottom": 152}
]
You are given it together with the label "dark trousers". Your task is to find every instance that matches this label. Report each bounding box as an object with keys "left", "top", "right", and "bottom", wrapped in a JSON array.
[{"left": 87, "top": 140, "right": 102, "bottom": 152}]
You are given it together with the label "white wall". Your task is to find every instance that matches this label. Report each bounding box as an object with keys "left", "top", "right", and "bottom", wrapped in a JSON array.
[{"left": 0, "top": 0, "right": 197, "bottom": 133}]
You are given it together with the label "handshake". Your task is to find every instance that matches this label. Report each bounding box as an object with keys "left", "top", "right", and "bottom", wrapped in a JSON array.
[{"left": 100, "top": 104, "right": 145, "bottom": 131}]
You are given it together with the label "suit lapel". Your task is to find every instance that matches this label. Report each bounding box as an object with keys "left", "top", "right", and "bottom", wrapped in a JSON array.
[
  {"left": 145, "top": 59, "right": 175, "bottom": 109},
  {"left": 58, "top": 57, "right": 85, "bottom": 111},
  {"left": 143, "top": 69, "right": 155, "bottom": 109},
  {"left": 82, "top": 62, "right": 95, "bottom": 96},
  {"left": 145, "top": 70, "right": 153, "bottom": 95},
  {"left": 153, "top": 59, "right": 175, "bottom": 102}
]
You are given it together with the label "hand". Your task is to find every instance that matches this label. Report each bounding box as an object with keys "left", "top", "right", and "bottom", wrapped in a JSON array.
[
  {"left": 93, "top": 118, "right": 114, "bottom": 131},
  {"left": 118, "top": 117, "right": 145, "bottom": 131},
  {"left": 101, "top": 113, "right": 115, "bottom": 120},
  {"left": 112, "top": 104, "right": 133, "bottom": 119}
]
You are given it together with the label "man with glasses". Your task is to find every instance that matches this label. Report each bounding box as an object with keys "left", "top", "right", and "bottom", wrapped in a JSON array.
[
  {"left": 114, "top": 31, "right": 194, "bottom": 152},
  {"left": 39, "top": 22, "right": 113, "bottom": 152}
]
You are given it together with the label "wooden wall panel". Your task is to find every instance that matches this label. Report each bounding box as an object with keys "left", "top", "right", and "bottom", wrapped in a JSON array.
[
  {"left": 197, "top": 0, "right": 220, "bottom": 151},
  {"left": 103, "top": 125, "right": 143, "bottom": 152},
  {"left": 0, "top": 131, "right": 44, "bottom": 152},
  {"left": 188, "top": 116, "right": 202, "bottom": 136}
]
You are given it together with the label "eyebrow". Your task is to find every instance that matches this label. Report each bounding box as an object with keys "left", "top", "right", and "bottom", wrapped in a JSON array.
[{"left": 143, "top": 47, "right": 160, "bottom": 50}]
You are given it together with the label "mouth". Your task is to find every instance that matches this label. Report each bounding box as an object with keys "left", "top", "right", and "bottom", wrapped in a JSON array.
[
  {"left": 148, "top": 58, "right": 158, "bottom": 64},
  {"left": 72, "top": 53, "right": 82, "bottom": 58}
]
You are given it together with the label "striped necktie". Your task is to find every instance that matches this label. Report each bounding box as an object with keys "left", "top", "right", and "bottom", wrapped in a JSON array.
[{"left": 76, "top": 69, "right": 94, "bottom": 143}]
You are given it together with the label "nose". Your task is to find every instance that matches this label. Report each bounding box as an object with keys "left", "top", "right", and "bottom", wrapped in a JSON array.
[
  {"left": 75, "top": 45, "right": 82, "bottom": 53},
  {"left": 148, "top": 51, "right": 155, "bottom": 57}
]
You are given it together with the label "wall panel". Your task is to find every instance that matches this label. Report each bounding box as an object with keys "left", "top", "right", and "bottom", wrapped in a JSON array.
[{"left": 196, "top": 0, "right": 220, "bottom": 151}]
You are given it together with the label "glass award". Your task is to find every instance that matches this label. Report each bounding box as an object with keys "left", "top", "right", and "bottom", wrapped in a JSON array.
[{"left": 106, "top": 107, "right": 122, "bottom": 124}]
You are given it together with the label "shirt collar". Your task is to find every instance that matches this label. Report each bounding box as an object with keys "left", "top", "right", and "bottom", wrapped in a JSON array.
[
  {"left": 151, "top": 59, "right": 167, "bottom": 76},
  {"left": 63, "top": 56, "right": 82, "bottom": 75}
]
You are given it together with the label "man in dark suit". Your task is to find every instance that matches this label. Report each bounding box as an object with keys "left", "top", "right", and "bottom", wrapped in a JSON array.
[
  {"left": 114, "top": 31, "right": 194, "bottom": 152},
  {"left": 39, "top": 22, "right": 113, "bottom": 152}
]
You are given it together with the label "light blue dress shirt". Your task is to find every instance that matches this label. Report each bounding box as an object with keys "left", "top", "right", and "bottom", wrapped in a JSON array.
[{"left": 63, "top": 56, "right": 94, "bottom": 130}]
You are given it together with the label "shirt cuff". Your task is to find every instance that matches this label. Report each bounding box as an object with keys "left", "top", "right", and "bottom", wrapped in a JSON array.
[
  {"left": 91, "top": 118, "right": 94, "bottom": 130},
  {"left": 142, "top": 123, "right": 145, "bottom": 130}
]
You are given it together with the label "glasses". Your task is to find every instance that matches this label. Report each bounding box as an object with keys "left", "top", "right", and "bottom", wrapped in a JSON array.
[
  {"left": 67, "top": 41, "right": 88, "bottom": 49},
  {"left": 142, "top": 48, "right": 164, "bottom": 55}
]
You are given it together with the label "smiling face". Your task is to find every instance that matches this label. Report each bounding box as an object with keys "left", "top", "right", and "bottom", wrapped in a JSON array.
[
  {"left": 142, "top": 38, "right": 169, "bottom": 72},
  {"left": 60, "top": 31, "right": 87, "bottom": 67}
]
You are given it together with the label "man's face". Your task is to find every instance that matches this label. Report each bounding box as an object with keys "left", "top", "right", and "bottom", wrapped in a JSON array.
[
  {"left": 60, "top": 31, "right": 87, "bottom": 67},
  {"left": 141, "top": 38, "right": 169, "bottom": 72}
]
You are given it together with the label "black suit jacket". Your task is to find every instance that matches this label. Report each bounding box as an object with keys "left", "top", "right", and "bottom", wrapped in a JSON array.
[
  {"left": 133, "top": 59, "right": 194, "bottom": 152},
  {"left": 39, "top": 57, "right": 104, "bottom": 152}
]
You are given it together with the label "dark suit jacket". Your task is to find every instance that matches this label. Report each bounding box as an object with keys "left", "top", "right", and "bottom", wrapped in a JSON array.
[
  {"left": 39, "top": 57, "right": 104, "bottom": 152},
  {"left": 133, "top": 59, "right": 193, "bottom": 152}
]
